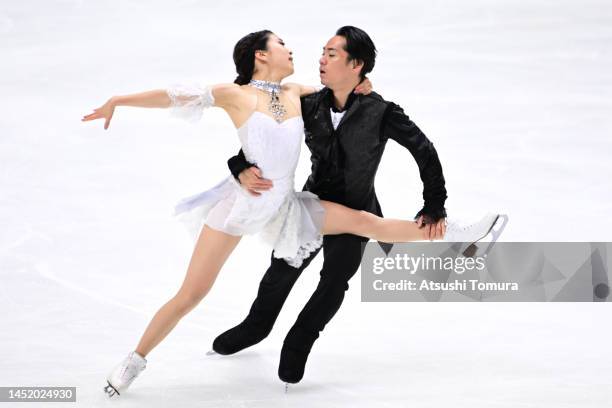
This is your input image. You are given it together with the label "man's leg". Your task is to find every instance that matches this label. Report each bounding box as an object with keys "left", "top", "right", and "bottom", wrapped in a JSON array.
[
  {"left": 279, "top": 233, "right": 367, "bottom": 383},
  {"left": 212, "top": 245, "right": 322, "bottom": 354}
]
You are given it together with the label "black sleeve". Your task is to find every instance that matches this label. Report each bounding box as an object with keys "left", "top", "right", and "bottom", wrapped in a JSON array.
[
  {"left": 227, "top": 149, "right": 256, "bottom": 183},
  {"left": 382, "top": 102, "right": 448, "bottom": 222},
  {"left": 300, "top": 89, "right": 324, "bottom": 121}
]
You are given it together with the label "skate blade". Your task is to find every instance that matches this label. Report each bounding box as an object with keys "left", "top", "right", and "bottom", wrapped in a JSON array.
[
  {"left": 205, "top": 350, "right": 218, "bottom": 356},
  {"left": 284, "top": 382, "right": 289, "bottom": 393},
  {"left": 463, "top": 214, "right": 509, "bottom": 258},
  {"left": 104, "top": 381, "right": 120, "bottom": 398}
]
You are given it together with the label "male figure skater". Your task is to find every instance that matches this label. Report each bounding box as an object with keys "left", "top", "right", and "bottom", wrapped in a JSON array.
[{"left": 213, "top": 26, "right": 448, "bottom": 384}]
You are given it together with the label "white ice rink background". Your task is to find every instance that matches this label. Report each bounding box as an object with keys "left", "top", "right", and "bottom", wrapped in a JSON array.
[{"left": 1, "top": 1, "right": 611, "bottom": 407}]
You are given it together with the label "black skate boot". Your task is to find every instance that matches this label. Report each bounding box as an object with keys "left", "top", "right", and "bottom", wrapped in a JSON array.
[
  {"left": 278, "top": 327, "right": 318, "bottom": 384},
  {"left": 211, "top": 318, "right": 272, "bottom": 355}
]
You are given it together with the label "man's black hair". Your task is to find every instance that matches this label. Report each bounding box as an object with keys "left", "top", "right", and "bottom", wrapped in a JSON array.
[{"left": 335, "top": 26, "right": 377, "bottom": 80}]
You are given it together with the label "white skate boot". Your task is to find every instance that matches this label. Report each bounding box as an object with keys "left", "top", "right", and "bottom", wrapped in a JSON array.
[
  {"left": 103, "top": 351, "right": 147, "bottom": 398},
  {"left": 443, "top": 212, "right": 509, "bottom": 256}
]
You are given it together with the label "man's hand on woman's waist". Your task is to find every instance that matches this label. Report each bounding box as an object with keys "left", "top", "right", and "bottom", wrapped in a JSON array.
[{"left": 238, "top": 167, "right": 274, "bottom": 197}]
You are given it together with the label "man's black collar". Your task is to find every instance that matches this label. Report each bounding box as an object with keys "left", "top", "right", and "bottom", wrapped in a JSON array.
[{"left": 325, "top": 87, "right": 359, "bottom": 113}]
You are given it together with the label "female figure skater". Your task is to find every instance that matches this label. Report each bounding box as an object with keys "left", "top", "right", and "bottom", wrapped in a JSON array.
[{"left": 82, "top": 30, "right": 501, "bottom": 397}]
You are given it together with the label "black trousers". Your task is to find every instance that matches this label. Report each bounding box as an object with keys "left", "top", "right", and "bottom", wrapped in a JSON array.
[{"left": 243, "top": 233, "right": 369, "bottom": 350}]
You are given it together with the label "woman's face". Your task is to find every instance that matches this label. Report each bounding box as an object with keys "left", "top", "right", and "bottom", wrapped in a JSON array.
[{"left": 259, "top": 33, "right": 294, "bottom": 77}]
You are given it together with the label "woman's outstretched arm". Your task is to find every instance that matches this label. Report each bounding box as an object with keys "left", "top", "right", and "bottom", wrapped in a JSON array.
[
  {"left": 81, "top": 89, "right": 170, "bottom": 129},
  {"left": 81, "top": 83, "right": 241, "bottom": 129},
  {"left": 113, "top": 89, "right": 172, "bottom": 108}
]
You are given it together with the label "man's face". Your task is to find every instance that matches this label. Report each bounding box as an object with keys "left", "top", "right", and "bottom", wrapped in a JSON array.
[{"left": 319, "top": 35, "right": 361, "bottom": 88}]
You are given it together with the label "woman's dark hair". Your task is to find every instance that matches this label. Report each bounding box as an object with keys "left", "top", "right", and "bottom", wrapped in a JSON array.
[
  {"left": 335, "top": 26, "right": 377, "bottom": 80},
  {"left": 233, "top": 30, "right": 274, "bottom": 85}
]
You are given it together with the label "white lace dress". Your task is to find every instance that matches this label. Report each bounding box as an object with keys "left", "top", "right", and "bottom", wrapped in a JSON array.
[{"left": 167, "top": 83, "right": 325, "bottom": 268}]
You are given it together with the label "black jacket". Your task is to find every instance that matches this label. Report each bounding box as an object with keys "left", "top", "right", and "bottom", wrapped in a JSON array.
[{"left": 227, "top": 88, "right": 447, "bottom": 222}]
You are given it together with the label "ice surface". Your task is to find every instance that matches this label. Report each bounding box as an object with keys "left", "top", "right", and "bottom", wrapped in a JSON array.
[{"left": 1, "top": 1, "right": 611, "bottom": 406}]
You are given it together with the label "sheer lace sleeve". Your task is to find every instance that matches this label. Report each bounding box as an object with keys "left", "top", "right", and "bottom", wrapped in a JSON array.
[{"left": 165, "top": 83, "right": 215, "bottom": 123}]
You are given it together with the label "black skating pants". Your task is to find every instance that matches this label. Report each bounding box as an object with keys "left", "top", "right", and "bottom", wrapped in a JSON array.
[{"left": 243, "top": 233, "right": 369, "bottom": 350}]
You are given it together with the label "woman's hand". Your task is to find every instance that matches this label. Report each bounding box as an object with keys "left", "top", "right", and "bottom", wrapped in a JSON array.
[
  {"left": 81, "top": 98, "right": 116, "bottom": 130},
  {"left": 354, "top": 76, "right": 373, "bottom": 95}
]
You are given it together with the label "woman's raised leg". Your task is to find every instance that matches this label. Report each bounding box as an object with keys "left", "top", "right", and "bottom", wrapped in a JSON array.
[
  {"left": 134, "top": 225, "right": 241, "bottom": 358},
  {"left": 319, "top": 200, "right": 444, "bottom": 242}
]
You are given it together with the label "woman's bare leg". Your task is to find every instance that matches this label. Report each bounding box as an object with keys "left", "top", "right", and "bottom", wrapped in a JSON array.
[
  {"left": 319, "top": 200, "right": 444, "bottom": 242},
  {"left": 134, "top": 225, "right": 241, "bottom": 358}
]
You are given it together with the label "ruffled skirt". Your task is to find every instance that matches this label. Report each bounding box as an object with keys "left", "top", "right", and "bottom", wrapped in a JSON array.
[{"left": 173, "top": 176, "right": 325, "bottom": 268}]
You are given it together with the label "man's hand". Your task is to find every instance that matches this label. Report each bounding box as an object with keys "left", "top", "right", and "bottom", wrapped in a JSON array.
[
  {"left": 238, "top": 166, "right": 273, "bottom": 196},
  {"left": 416, "top": 215, "right": 446, "bottom": 241},
  {"left": 354, "top": 76, "right": 373, "bottom": 95}
]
